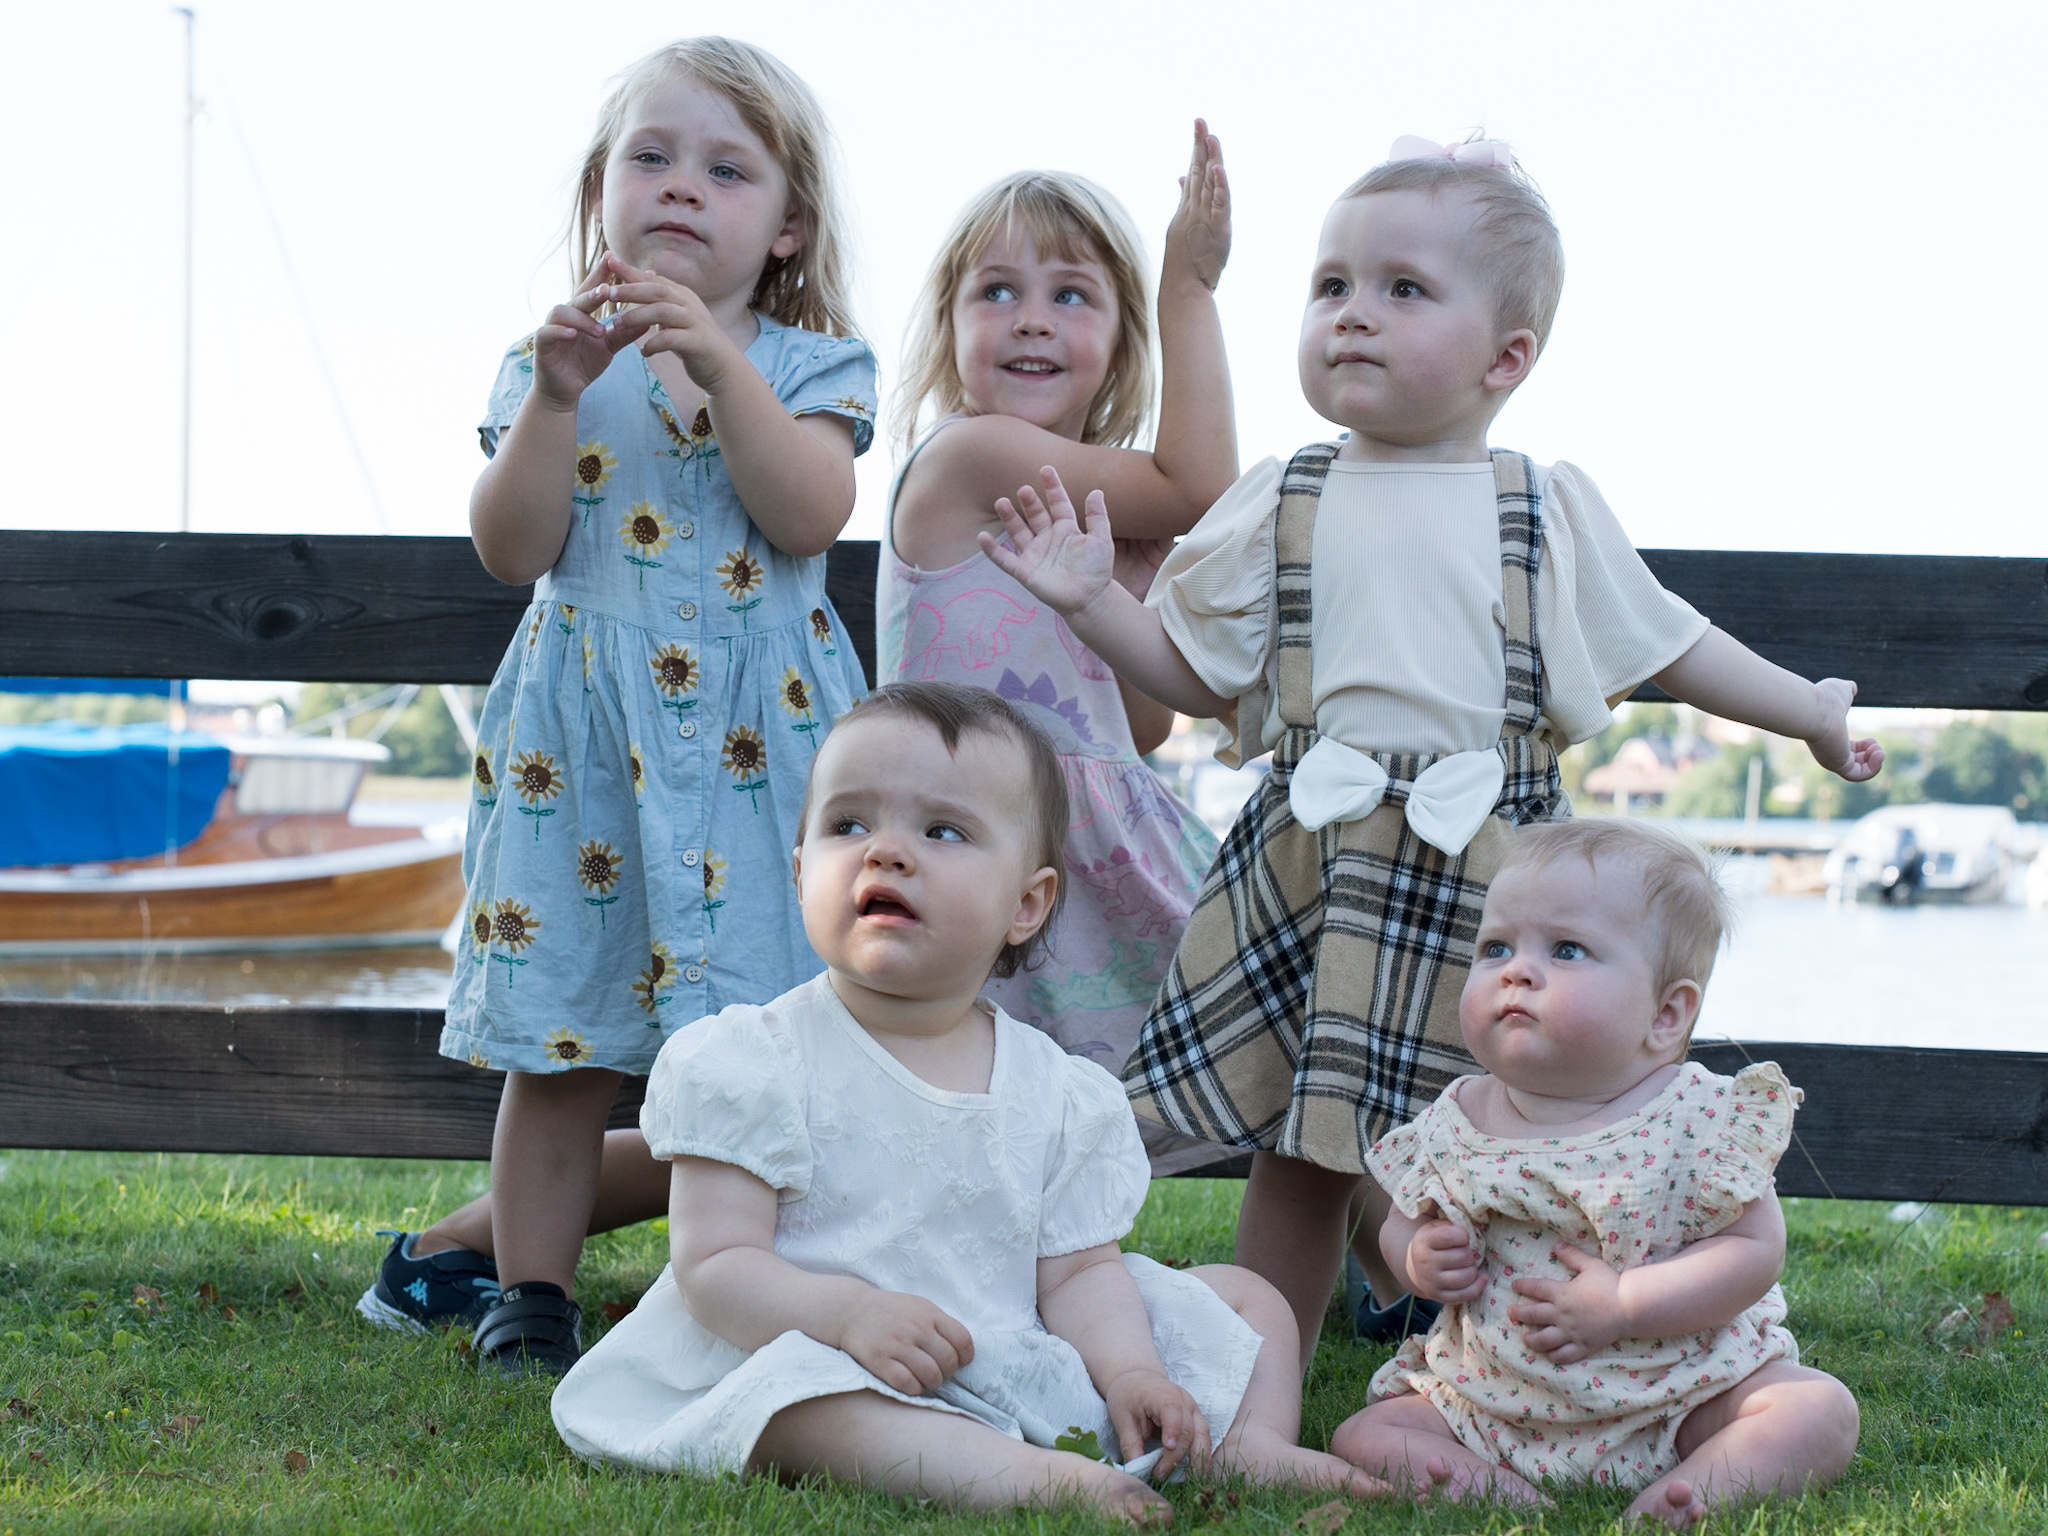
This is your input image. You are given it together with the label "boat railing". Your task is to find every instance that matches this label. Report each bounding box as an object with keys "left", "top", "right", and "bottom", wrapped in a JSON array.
[{"left": 2, "top": 531, "right": 2044, "bottom": 1205}]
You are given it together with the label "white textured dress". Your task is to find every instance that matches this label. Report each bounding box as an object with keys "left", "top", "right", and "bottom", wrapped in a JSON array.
[{"left": 551, "top": 973, "right": 1262, "bottom": 1475}]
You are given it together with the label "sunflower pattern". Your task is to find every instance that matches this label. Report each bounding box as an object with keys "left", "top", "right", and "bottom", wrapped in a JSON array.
[
  {"left": 543, "top": 1026, "right": 594, "bottom": 1066},
  {"left": 571, "top": 441, "right": 617, "bottom": 527},
  {"left": 619, "top": 501, "right": 676, "bottom": 588},
  {"left": 489, "top": 896, "right": 541, "bottom": 985},
  {"left": 472, "top": 748, "right": 498, "bottom": 810},
  {"left": 442, "top": 318, "right": 877, "bottom": 1077},
  {"left": 650, "top": 643, "right": 699, "bottom": 722},
  {"left": 701, "top": 848, "right": 728, "bottom": 933},
  {"left": 779, "top": 666, "right": 821, "bottom": 751},
  {"left": 632, "top": 940, "right": 676, "bottom": 1016},
  {"left": 466, "top": 1050, "right": 492, "bottom": 1070},
  {"left": 655, "top": 400, "right": 718, "bottom": 463},
  {"left": 721, "top": 725, "right": 769, "bottom": 813},
  {"left": 511, "top": 748, "right": 564, "bottom": 840},
  {"left": 717, "top": 548, "right": 765, "bottom": 628}
]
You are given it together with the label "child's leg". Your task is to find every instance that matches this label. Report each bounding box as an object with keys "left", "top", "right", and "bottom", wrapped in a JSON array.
[
  {"left": 488, "top": 1067, "right": 623, "bottom": 1293},
  {"left": 1189, "top": 1265, "right": 1386, "bottom": 1495},
  {"left": 1627, "top": 1362, "right": 1859, "bottom": 1530},
  {"left": 1234, "top": 1151, "right": 1362, "bottom": 1369},
  {"left": 1329, "top": 1394, "right": 1547, "bottom": 1505},
  {"left": 416, "top": 1128, "right": 669, "bottom": 1257},
  {"left": 752, "top": 1391, "right": 1167, "bottom": 1523}
]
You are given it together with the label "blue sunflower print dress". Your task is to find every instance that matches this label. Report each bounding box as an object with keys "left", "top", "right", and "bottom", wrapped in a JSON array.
[{"left": 441, "top": 317, "right": 876, "bottom": 1075}]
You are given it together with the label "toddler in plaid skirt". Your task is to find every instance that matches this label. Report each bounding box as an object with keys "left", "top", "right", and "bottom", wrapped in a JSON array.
[{"left": 983, "top": 136, "right": 1883, "bottom": 1363}]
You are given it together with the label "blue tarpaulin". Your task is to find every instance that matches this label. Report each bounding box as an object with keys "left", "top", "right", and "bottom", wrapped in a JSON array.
[
  {"left": 0, "top": 678, "right": 176, "bottom": 696},
  {"left": 0, "top": 723, "right": 230, "bottom": 867}
]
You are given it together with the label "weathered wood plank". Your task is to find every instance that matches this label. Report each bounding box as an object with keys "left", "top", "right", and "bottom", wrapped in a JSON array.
[
  {"left": 0, "top": 533, "right": 882, "bottom": 690},
  {"left": 3, "top": 1005, "right": 2042, "bottom": 1205},
  {"left": 0, "top": 533, "right": 2042, "bottom": 709}
]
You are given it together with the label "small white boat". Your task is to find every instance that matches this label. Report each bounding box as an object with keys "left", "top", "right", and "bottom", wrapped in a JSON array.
[
  {"left": 1822, "top": 804, "right": 2018, "bottom": 906},
  {"left": 0, "top": 724, "right": 463, "bottom": 954}
]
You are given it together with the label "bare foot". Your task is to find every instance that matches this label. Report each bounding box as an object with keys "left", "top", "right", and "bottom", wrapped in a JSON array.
[
  {"left": 1629, "top": 1477, "right": 1706, "bottom": 1528},
  {"left": 1077, "top": 1463, "right": 1173, "bottom": 1525},
  {"left": 1420, "top": 1454, "right": 1550, "bottom": 1507},
  {"left": 1217, "top": 1426, "right": 1390, "bottom": 1497}
]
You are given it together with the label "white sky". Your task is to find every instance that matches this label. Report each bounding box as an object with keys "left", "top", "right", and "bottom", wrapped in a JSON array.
[{"left": 2, "top": 0, "right": 2040, "bottom": 557}]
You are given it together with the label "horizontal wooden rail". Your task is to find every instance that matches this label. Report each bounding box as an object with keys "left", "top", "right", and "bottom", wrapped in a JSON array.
[
  {"left": 0, "top": 532, "right": 2043, "bottom": 710},
  {"left": 2, "top": 1000, "right": 2043, "bottom": 1205}
]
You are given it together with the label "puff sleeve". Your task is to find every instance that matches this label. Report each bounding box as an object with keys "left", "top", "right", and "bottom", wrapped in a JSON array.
[
  {"left": 1037, "top": 1057, "right": 1150, "bottom": 1258},
  {"left": 768, "top": 330, "right": 879, "bottom": 457},
  {"left": 476, "top": 336, "right": 538, "bottom": 460},
  {"left": 639, "top": 1004, "right": 814, "bottom": 1200},
  {"left": 1145, "top": 457, "right": 1283, "bottom": 767},
  {"left": 1679, "top": 1062, "right": 1801, "bottom": 1243},
  {"left": 1366, "top": 1105, "right": 1479, "bottom": 1245}
]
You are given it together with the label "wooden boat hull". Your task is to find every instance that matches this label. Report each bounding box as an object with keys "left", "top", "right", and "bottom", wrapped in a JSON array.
[{"left": 0, "top": 836, "right": 464, "bottom": 954}]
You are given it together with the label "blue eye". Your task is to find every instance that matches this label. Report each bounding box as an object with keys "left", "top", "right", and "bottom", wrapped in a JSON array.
[
  {"left": 710, "top": 163, "right": 741, "bottom": 182},
  {"left": 1391, "top": 278, "right": 1422, "bottom": 299},
  {"left": 832, "top": 816, "right": 868, "bottom": 836},
  {"left": 981, "top": 283, "right": 1016, "bottom": 303},
  {"left": 1054, "top": 287, "right": 1087, "bottom": 306},
  {"left": 927, "top": 824, "right": 965, "bottom": 843},
  {"left": 1480, "top": 939, "right": 1511, "bottom": 960},
  {"left": 1553, "top": 940, "right": 1587, "bottom": 961}
]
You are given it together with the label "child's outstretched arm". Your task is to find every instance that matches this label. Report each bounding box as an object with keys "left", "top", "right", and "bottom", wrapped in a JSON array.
[
  {"left": 1039, "top": 1242, "right": 1210, "bottom": 1479},
  {"left": 898, "top": 121, "right": 1235, "bottom": 553},
  {"left": 982, "top": 468, "right": 1229, "bottom": 719},
  {"left": 671, "top": 1156, "right": 974, "bottom": 1396},
  {"left": 471, "top": 268, "right": 626, "bottom": 583},
  {"left": 1507, "top": 1190, "right": 1788, "bottom": 1366},
  {"left": 1653, "top": 628, "right": 1883, "bottom": 782},
  {"left": 598, "top": 253, "right": 858, "bottom": 559}
]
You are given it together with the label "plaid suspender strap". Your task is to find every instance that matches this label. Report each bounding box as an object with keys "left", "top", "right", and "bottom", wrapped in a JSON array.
[
  {"left": 1490, "top": 448, "right": 1545, "bottom": 738},
  {"left": 1273, "top": 443, "right": 1337, "bottom": 754}
]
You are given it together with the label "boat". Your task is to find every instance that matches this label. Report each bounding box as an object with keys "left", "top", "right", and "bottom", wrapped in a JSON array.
[
  {"left": 1822, "top": 803, "right": 2019, "bottom": 906},
  {"left": 0, "top": 721, "right": 463, "bottom": 954}
]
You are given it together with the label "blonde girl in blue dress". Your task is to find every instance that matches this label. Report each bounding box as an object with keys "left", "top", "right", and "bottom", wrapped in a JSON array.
[{"left": 429, "top": 37, "right": 876, "bottom": 1376}]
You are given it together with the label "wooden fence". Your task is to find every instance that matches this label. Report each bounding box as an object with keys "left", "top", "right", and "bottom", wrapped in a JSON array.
[{"left": 2, "top": 531, "right": 2045, "bottom": 1204}]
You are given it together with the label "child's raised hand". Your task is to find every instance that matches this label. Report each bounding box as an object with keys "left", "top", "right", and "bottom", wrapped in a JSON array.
[
  {"left": 592, "top": 252, "right": 746, "bottom": 393},
  {"left": 1406, "top": 1215, "right": 1485, "bottom": 1305},
  {"left": 1507, "top": 1243, "right": 1627, "bottom": 1364},
  {"left": 1807, "top": 677, "right": 1885, "bottom": 783},
  {"left": 1103, "top": 1367, "right": 1211, "bottom": 1482},
  {"left": 531, "top": 267, "right": 629, "bottom": 410},
  {"left": 980, "top": 468, "right": 1118, "bottom": 618},
  {"left": 1164, "top": 118, "right": 1230, "bottom": 292},
  {"left": 837, "top": 1288, "right": 975, "bottom": 1396}
]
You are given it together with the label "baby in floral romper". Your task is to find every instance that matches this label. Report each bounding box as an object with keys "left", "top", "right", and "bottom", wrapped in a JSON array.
[{"left": 1331, "top": 819, "right": 1859, "bottom": 1528}]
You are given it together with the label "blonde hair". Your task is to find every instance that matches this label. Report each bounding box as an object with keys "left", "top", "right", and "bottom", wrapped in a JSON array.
[
  {"left": 567, "top": 37, "right": 858, "bottom": 339},
  {"left": 1496, "top": 820, "right": 1732, "bottom": 1008},
  {"left": 1343, "top": 146, "right": 1566, "bottom": 354},
  {"left": 894, "top": 172, "right": 1154, "bottom": 456}
]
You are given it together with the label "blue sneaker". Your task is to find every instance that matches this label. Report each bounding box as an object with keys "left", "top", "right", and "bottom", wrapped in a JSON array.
[
  {"left": 356, "top": 1231, "right": 501, "bottom": 1333},
  {"left": 1344, "top": 1250, "right": 1440, "bottom": 1343}
]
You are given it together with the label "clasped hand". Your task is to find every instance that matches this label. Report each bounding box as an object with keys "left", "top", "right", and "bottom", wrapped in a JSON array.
[
  {"left": 837, "top": 1287, "right": 976, "bottom": 1397},
  {"left": 530, "top": 252, "right": 742, "bottom": 409},
  {"left": 1404, "top": 1216, "right": 1485, "bottom": 1306},
  {"left": 1102, "top": 1367, "right": 1210, "bottom": 1481},
  {"left": 1507, "top": 1243, "right": 1627, "bottom": 1365}
]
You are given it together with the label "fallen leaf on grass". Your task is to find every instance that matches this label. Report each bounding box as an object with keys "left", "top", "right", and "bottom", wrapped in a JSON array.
[
  {"left": 132, "top": 1285, "right": 165, "bottom": 1313},
  {"left": 1296, "top": 1499, "right": 1351, "bottom": 1533},
  {"left": 602, "top": 1301, "right": 634, "bottom": 1323},
  {"left": 281, "top": 1284, "right": 305, "bottom": 1303},
  {"left": 221, "top": 1305, "right": 239, "bottom": 1322},
  {"left": 27, "top": 1450, "right": 46, "bottom": 1464},
  {"left": 161, "top": 1414, "right": 204, "bottom": 1439},
  {"left": 1195, "top": 1487, "right": 1243, "bottom": 1520},
  {"left": 6, "top": 1396, "right": 35, "bottom": 1420},
  {"left": 1930, "top": 1306, "right": 1971, "bottom": 1344},
  {"left": 1979, "top": 1292, "right": 2014, "bottom": 1345},
  {"left": 283, "top": 1450, "right": 309, "bottom": 1474},
  {"left": 196, "top": 1283, "right": 219, "bottom": 1307}
]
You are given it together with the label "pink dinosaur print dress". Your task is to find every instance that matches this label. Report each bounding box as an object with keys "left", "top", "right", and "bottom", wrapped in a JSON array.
[{"left": 877, "top": 422, "right": 1223, "bottom": 1173}]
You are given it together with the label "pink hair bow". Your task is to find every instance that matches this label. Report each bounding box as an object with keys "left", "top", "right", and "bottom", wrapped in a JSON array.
[{"left": 1388, "top": 134, "right": 1517, "bottom": 170}]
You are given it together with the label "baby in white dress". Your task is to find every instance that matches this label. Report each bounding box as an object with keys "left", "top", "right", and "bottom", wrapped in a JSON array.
[
  {"left": 1330, "top": 820, "right": 1860, "bottom": 1527},
  {"left": 552, "top": 681, "right": 1381, "bottom": 1520}
]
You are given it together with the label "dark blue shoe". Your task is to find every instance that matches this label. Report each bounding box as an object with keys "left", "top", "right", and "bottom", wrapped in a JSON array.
[
  {"left": 356, "top": 1231, "right": 501, "bottom": 1333},
  {"left": 1353, "top": 1289, "right": 1441, "bottom": 1344}
]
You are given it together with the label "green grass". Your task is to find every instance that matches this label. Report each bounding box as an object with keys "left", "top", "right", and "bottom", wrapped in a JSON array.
[{"left": 2, "top": 1152, "right": 2044, "bottom": 1533}]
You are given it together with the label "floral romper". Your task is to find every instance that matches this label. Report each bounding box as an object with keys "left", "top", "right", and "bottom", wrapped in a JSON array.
[{"left": 441, "top": 318, "right": 876, "bottom": 1075}]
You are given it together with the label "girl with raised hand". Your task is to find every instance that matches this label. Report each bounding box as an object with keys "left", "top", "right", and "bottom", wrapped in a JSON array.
[
  {"left": 362, "top": 37, "right": 878, "bottom": 1377},
  {"left": 552, "top": 682, "right": 1384, "bottom": 1518},
  {"left": 880, "top": 127, "right": 1234, "bottom": 1171}
]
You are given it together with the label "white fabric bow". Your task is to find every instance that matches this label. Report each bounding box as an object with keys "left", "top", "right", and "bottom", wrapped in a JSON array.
[
  {"left": 1387, "top": 134, "right": 1518, "bottom": 171},
  {"left": 1287, "top": 738, "right": 1506, "bottom": 855}
]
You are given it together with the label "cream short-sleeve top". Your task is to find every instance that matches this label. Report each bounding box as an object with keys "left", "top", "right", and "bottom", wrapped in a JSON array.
[{"left": 1146, "top": 457, "right": 1709, "bottom": 765}]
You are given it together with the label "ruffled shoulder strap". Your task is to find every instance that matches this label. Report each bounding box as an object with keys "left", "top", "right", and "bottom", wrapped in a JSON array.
[{"left": 1680, "top": 1060, "right": 1802, "bottom": 1241}]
